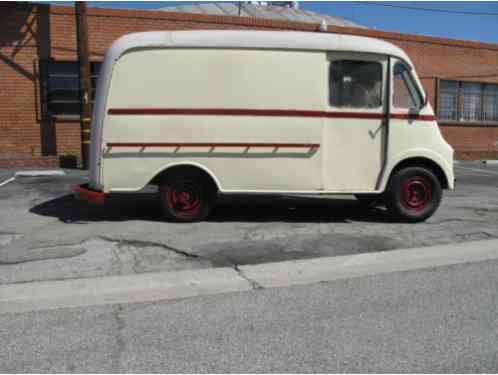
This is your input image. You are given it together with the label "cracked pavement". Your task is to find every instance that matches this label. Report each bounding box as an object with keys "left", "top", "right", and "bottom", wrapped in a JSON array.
[
  {"left": 2, "top": 258, "right": 498, "bottom": 372},
  {"left": 0, "top": 162, "right": 497, "bottom": 285}
]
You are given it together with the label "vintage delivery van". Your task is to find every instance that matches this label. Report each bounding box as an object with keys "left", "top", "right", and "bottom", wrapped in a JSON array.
[{"left": 75, "top": 30, "right": 455, "bottom": 222}]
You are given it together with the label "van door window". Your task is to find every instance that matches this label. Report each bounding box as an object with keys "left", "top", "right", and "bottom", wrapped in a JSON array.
[
  {"left": 393, "top": 62, "right": 422, "bottom": 109},
  {"left": 329, "top": 60, "right": 382, "bottom": 109}
]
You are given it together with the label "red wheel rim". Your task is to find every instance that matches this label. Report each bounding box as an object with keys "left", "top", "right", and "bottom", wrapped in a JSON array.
[
  {"left": 400, "top": 176, "right": 433, "bottom": 211},
  {"left": 165, "top": 181, "right": 202, "bottom": 218}
]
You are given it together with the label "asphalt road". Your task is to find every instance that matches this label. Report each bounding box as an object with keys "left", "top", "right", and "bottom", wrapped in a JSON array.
[
  {"left": 0, "top": 161, "right": 497, "bottom": 284},
  {"left": 1, "top": 258, "right": 497, "bottom": 372}
]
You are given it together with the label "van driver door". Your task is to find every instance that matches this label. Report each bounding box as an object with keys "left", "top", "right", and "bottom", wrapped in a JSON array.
[{"left": 322, "top": 52, "right": 388, "bottom": 192}]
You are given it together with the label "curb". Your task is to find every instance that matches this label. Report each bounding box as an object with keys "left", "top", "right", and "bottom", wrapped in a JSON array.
[
  {"left": 15, "top": 170, "right": 66, "bottom": 177},
  {"left": 240, "top": 238, "right": 498, "bottom": 288},
  {"left": 1, "top": 239, "right": 498, "bottom": 314},
  {"left": 0, "top": 267, "right": 251, "bottom": 315},
  {"left": 0, "top": 170, "right": 66, "bottom": 187}
]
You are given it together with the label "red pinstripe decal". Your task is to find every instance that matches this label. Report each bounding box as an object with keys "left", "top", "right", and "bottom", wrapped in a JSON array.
[
  {"left": 107, "top": 142, "right": 320, "bottom": 148},
  {"left": 107, "top": 108, "right": 435, "bottom": 122}
]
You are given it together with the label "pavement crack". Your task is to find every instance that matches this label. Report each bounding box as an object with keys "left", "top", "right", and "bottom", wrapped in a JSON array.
[
  {"left": 233, "top": 264, "right": 264, "bottom": 290},
  {"left": 97, "top": 236, "right": 200, "bottom": 259},
  {"left": 454, "top": 231, "right": 495, "bottom": 242},
  {"left": 110, "top": 245, "right": 126, "bottom": 275},
  {"left": 0, "top": 245, "right": 87, "bottom": 264},
  {"left": 430, "top": 218, "right": 483, "bottom": 225},
  {"left": 111, "top": 304, "right": 126, "bottom": 371}
]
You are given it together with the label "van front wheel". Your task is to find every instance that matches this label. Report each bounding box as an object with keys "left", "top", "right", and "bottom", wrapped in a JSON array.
[
  {"left": 159, "top": 173, "right": 214, "bottom": 222},
  {"left": 386, "top": 166, "right": 442, "bottom": 223}
]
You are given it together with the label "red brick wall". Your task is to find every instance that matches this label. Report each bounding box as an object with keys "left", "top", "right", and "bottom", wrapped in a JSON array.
[{"left": 1, "top": 2, "right": 497, "bottom": 167}]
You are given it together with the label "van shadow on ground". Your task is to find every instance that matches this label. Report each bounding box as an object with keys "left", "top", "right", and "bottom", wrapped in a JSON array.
[{"left": 29, "top": 193, "right": 393, "bottom": 224}]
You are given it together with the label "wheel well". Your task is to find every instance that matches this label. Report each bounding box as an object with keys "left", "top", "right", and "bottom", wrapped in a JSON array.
[
  {"left": 150, "top": 165, "right": 219, "bottom": 193},
  {"left": 390, "top": 157, "right": 448, "bottom": 189}
]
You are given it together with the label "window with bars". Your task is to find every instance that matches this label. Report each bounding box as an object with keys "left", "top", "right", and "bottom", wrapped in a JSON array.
[
  {"left": 439, "top": 80, "right": 498, "bottom": 123},
  {"left": 484, "top": 84, "right": 498, "bottom": 122},
  {"left": 40, "top": 60, "right": 101, "bottom": 117}
]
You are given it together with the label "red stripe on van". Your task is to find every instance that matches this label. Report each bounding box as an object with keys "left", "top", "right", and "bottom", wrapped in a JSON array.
[
  {"left": 107, "top": 108, "right": 435, "bottom": 121},
  {"left": 106, "top": 142, "right": 320, "bottom": 148},
  {"left": 108, "top": 108, "right": 322, "bottom": 117}
]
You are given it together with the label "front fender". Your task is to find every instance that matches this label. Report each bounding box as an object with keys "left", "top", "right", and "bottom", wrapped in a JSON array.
[{"left": 378, "top": 148, "right": 454, "bottom": 192}]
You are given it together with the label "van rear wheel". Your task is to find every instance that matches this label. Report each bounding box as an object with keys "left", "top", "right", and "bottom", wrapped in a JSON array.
[
  {"left": 159, "top": 171, "right": 214, "bottom": 222},
  {"left": 386, "top": 166, "right": 442, "bottom": 223}
]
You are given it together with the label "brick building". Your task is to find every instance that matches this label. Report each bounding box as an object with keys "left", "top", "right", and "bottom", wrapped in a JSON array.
[{"left": 1, "top": 2, "right": 497, "bottom": 167}]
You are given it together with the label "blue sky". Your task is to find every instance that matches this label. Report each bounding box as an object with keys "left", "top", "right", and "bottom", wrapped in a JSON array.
[{"left": 77, "top": 1, "right": 498, "bottom": 43}]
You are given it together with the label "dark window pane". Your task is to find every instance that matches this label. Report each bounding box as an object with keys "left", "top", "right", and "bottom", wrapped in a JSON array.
[
  {"left": 90, "top": 62, "right": 102, "bottom": 101},
  {"left": 330, "top": 60, "right": 382, "bottom": 108},
  {"left": 48, "top": 76, "right": 79, "bottom": 90},
  {"left": 44, "top": 61, "right": 80, "bottom": 115},
  {"left": 48, "top": 61, "right": 79, "bottom": 76},
  {"left": 49, "top": 102, "right": 81, "bottom": 115},
  {"left": 90, "top": 62, "right": 102, "bottom": 75},
  {"left": 439, "top": 80, "right": 458, "bottom": 121},
  {"left": 41, "top": 60, "right": 102, "bottom": 116},
  {"left": 483, "top": 84, "right": 498, "bottom": 122}
]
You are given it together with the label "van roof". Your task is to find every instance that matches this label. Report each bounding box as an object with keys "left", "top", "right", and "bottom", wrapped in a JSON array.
[{"left": 107, "top": 30, "right": 413, "bottom": 66}]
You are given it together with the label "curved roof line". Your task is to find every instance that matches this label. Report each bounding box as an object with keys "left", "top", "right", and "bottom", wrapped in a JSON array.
[{"left": 107, "top": 30, "right": 412, "bottom": 66}]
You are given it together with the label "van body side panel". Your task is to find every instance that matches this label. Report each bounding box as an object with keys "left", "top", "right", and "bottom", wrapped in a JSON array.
[
  {"left": 103, "top": 116, "right": 323, "bottom": 191},
  {"left": 102, "top": 48, "right": 326, "bottom": 192}
]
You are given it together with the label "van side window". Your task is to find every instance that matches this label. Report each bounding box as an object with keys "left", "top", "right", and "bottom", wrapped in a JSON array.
[
  {"left": 393, "top": 62, "right": 422, "bottom": 109},
  {"left": 329, "top": 60, "right": 382, "bottom": 108}
]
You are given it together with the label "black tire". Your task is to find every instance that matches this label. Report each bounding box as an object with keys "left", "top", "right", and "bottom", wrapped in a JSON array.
[
  {"left": 159, "top": 170, "right": 216, "bottom": 222},
  {"left": 386, "top": 166, "right": 442, "bottom": 223}
]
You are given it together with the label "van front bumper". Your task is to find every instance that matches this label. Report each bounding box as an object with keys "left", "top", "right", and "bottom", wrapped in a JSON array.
[{"left": 74, "top": 183, "right": 106, "bottom": 205}]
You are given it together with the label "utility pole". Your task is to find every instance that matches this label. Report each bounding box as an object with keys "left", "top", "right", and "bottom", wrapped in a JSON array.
[{"left": 75, "top": 2, "right": 92, "bottom": 169}]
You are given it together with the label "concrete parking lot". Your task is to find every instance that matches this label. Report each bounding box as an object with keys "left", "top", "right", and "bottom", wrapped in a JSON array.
[{"left": 0, "top": 161, "right": 497, "bottom": 285}]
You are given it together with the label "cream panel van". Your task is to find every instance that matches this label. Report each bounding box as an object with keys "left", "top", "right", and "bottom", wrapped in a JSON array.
[{"left": 75, "top": 30, "right": 454, "bottom": 223}]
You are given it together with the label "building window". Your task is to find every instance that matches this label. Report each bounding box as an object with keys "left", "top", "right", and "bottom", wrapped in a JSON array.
[
  {"left": 439, "top": 80, "right": 498, "bottom": 124},
  {"left": 329, "top": 60, "right": 382, "bottom": 109},
  {"left": 439, "top": 81, "right": 459, "bottom": 121},
  {"left": 461, "top": 82, "right": 481, "bottom": 121},
  {"left": 40, "top": 60, "right": 101, "bottom": 118},
  {"left": 483, "top": 84, "right": 498, "bottom": 122}
]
